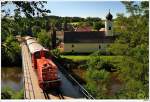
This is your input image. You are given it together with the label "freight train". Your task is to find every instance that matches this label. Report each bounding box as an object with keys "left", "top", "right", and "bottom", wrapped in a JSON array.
[{"left": 25, "top": 36, "right": 61, "bottom": 90}]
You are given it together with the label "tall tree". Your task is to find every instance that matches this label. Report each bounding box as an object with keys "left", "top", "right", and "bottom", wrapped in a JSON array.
[{"left": 1, "top": 1, "right": 51, "bottom": 66}]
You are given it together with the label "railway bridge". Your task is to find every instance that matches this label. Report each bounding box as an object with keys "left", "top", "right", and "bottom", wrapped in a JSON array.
[{"left": 20, "top": 37, "right": 94, "bottom": 99}]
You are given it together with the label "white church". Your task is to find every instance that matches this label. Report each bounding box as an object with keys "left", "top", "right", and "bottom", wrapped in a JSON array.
[{"left": 57, "top": 11, "right": 115, "bottom": 53}]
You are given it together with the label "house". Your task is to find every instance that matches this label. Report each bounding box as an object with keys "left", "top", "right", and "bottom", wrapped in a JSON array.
[{"left": 55, "top": 11, "right": 115, "bottom": 53}]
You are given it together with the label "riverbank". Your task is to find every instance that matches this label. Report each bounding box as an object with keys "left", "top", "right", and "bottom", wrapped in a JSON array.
[
  {"left": 59, "top": 55, "right": 123, "bottom": 98},
  {"left": 1, "top": 67, "right": 24, "bottom": 99}
]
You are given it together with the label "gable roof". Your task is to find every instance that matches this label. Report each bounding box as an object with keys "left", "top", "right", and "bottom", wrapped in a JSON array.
[{"left": 64, "top": 31, "right": 115, "bottom": 43}]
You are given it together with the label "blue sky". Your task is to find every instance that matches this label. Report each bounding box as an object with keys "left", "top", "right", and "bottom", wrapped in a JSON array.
[
  {"left": 2, "top": 1, "right": 140, "bottom": 19},
  {"left": 45, "top": 1, "right": 128, "bottom": 19}
]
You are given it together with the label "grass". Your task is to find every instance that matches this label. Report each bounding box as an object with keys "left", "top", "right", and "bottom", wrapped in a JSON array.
[
  {"left": 61, "top": 55, "right": 124, "bottom": 62},
  {"left": 61, "top": 55, "right": 90, "bottom": 61}
]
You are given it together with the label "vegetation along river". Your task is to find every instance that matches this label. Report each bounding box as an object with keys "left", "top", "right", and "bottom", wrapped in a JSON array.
[{"left": 1, "top": 67, "right": 23, "bottom": 91}]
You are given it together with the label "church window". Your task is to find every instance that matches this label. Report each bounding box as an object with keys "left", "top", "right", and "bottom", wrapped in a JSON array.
[
  {"left": 109, "top": 27, "right": 111, "bottom": 30},
  {"left": 99, "top": 45, "right": 101, "bottom": 49},
  {"left": 72, "top": 44, "right": 74, "bottom": 47}
]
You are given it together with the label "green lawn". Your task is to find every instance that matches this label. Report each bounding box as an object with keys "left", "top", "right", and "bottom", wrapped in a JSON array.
[{"left": 61, "top": 55, "right": 123, "bottom": 62}]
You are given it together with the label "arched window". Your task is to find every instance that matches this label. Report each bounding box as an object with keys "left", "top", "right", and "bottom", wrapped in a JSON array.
[{"left": 109, "top": 27, "right": 111, "bottom": 30}]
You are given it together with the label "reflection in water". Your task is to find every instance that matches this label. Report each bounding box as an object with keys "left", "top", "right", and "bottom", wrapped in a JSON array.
[{"left": 1, "top": 67, "right": 23, "bottom": 91}]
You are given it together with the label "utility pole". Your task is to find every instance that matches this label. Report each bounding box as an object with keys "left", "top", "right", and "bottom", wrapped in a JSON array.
[{"left": 51, "top": 27, "right": 56, "bottom": 49}]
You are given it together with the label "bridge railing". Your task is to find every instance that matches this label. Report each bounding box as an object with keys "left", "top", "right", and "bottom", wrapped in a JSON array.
[
  {"left": 55, "top": 61, "right": 94, "bottom": 99},
  {"left": 67, "top": 73, "right": 94, "bottom": 99}
]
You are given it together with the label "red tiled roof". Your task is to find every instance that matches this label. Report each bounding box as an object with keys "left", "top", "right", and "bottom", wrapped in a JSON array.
[{"left": 75, "top": 26, "right": 93, "bottom": 32}]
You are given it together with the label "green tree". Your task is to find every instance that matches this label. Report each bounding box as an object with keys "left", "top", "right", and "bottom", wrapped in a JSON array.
[
  {"left": 93, "top": 22, "right": 104, "bottom": 31},
  {"left": 2, "top": 35, "right": 21, "bottom": 66},
  {"left": 1, "top": 1, "right": 51, "bottom": 66},
  {"left": 37, "top": 30, "right": 52, "bottom": 49}
]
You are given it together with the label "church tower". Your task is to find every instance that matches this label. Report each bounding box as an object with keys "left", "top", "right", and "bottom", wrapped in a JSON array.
[{"left": 105, "top": 10, "right": 113, "bottom": 36}]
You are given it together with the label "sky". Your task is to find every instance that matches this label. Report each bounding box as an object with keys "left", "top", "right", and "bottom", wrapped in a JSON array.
[
  {"left": 2, "top": 1, "right": 137, "bottom": 19},
  {"left": 45, "top": 1, "right": 128, "bottom": 19}
]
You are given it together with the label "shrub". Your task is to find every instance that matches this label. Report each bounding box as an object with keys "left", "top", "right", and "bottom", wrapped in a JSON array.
[{"left": 1, "top": 86, "right": 24, "bottom": 99}]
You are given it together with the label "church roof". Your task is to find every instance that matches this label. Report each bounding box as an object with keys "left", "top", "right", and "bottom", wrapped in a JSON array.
[
  {"left": 64, "top": 31, "right": 115, "bottom": 43},
  {"left": 106, "top": 11, "right": 113, "bottom": 21}
]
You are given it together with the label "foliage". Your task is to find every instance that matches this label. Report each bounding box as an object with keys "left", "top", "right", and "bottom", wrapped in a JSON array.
[
  {"left": 108, "top": 43, "right": 129, "bottom": 55},
  {"left": 116, "top": 56, "right": 149, "bottom": 99},
  {"left": 1, "top": 87, "right": 13, "bottom": 99},
  {"left": 37, "top": 29, "right": 51, "bottom": 49},
  {"left": 1, "top": 86, "right": 24, "bottom": 99},
  {"left": 74, "top": 1, "right": 149, "bottom": 97},
  {"left": 85, "top": 56, "right": 111, "bottom": 98},
  {"left": 61, "top": 55, "right": 123, "bottom": 63},
  {"left": 1, "top": 1, "right": 50, "bottom": 66},
  {"left": 107, "top": 1, "right": 149, "bottom": 98},
  {"left": 1, "top": 1, "right": 50, "bottom": 18},
  {"left": 50, "top": 48, "right": 61, "bottom": 58},
  {"left": 1, "top": 35, "right": 21, "bottom": 66},
  {"left": 93, "top": 21, "right": 104, "bottom": 31}
]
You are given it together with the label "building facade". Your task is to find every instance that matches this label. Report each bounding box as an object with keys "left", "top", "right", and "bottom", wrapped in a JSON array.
[
  {"left": 56, "top": 11, "right": 115, "bottom": 53},
  {"left": 63, "top": 31, "right": 115, "bottom": 53}
]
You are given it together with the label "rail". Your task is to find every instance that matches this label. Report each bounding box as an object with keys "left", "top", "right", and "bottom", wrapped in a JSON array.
[{"left": 55, "top": 61, "right": 94, "bottom": 99}]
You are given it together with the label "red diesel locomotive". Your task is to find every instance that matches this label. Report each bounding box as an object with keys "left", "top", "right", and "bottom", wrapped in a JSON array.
[{"left": 25, "top": 36, "right": 61, "bottom": 90}]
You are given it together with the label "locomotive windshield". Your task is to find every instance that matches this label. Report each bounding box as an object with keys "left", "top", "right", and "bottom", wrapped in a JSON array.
[
  {"left": 34, "top": 51, "right": 40, "bottom": 59},
  {"left": 44, "top": 51, "right": 50, "bottom": 58}
]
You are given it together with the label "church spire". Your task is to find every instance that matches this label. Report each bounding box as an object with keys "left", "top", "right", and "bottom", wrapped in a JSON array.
[{"left": 106, "top": 9, "right": 113, "bottom": 21}]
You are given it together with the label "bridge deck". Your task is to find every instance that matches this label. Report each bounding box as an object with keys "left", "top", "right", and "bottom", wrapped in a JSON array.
[
  {"left": 21, "top": 40, "right": 89, "bottom": 99},
  {"left": 21, "top": 43, "right": 45, "bottom": 99},
  {"left": 21, "top": 43, "right": 78, "bottom": 99}
]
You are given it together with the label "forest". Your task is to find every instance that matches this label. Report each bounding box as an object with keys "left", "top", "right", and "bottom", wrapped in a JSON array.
[{"left": 1, "top": 1, "right": 149, "bottom": 99}]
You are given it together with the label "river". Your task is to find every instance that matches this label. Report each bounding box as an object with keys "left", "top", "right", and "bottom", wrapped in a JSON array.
[{"left": 1, "top": 67, "right": 23, "bottom": 91}]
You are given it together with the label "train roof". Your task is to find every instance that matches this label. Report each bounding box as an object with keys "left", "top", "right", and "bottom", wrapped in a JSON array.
[
  {"left": 25, "top": 36, "right": 49, "bottom": 54},
  {"left": 28, "top": 42, "right": 49, "bottom": 54},
  {"left": 26, "top": 38, "right": 37, "bottom": 45},
  {"left": 24, "top": 36, "right": 33, "bottom": 40}
]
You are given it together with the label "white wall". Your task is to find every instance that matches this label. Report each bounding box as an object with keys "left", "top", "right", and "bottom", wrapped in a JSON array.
[
  {"left": 105, "top": 20, "right": 113, "bottom": 36},
  {"left": 64, "top": 43, "right": 108, "bottom": 53}
]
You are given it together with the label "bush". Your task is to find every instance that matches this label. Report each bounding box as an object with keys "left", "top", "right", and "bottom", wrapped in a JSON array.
[
  {"left": 108, "top": 43, "right": 129, "bottom": 55},
  {"left": 1, "top": 35, "right": 21, "bottom": 66},
  {"left": 1, "top": 86, "right": 24, "bottom": 99},
  {"left": 50, "top": 48, "right": 61, "bottom": 58},
  {"left": 37, "top": 29, "right": 52, "bottom": 49}
]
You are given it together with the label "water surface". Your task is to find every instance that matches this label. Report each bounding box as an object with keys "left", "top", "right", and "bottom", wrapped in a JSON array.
[{"left": 1, "top": 67, "right": 23, "bottom": 91}]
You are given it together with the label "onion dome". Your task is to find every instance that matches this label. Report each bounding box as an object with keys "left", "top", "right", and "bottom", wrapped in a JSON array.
[{"left": 106, "top": 11, "right": 113, "bottom": 21}]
